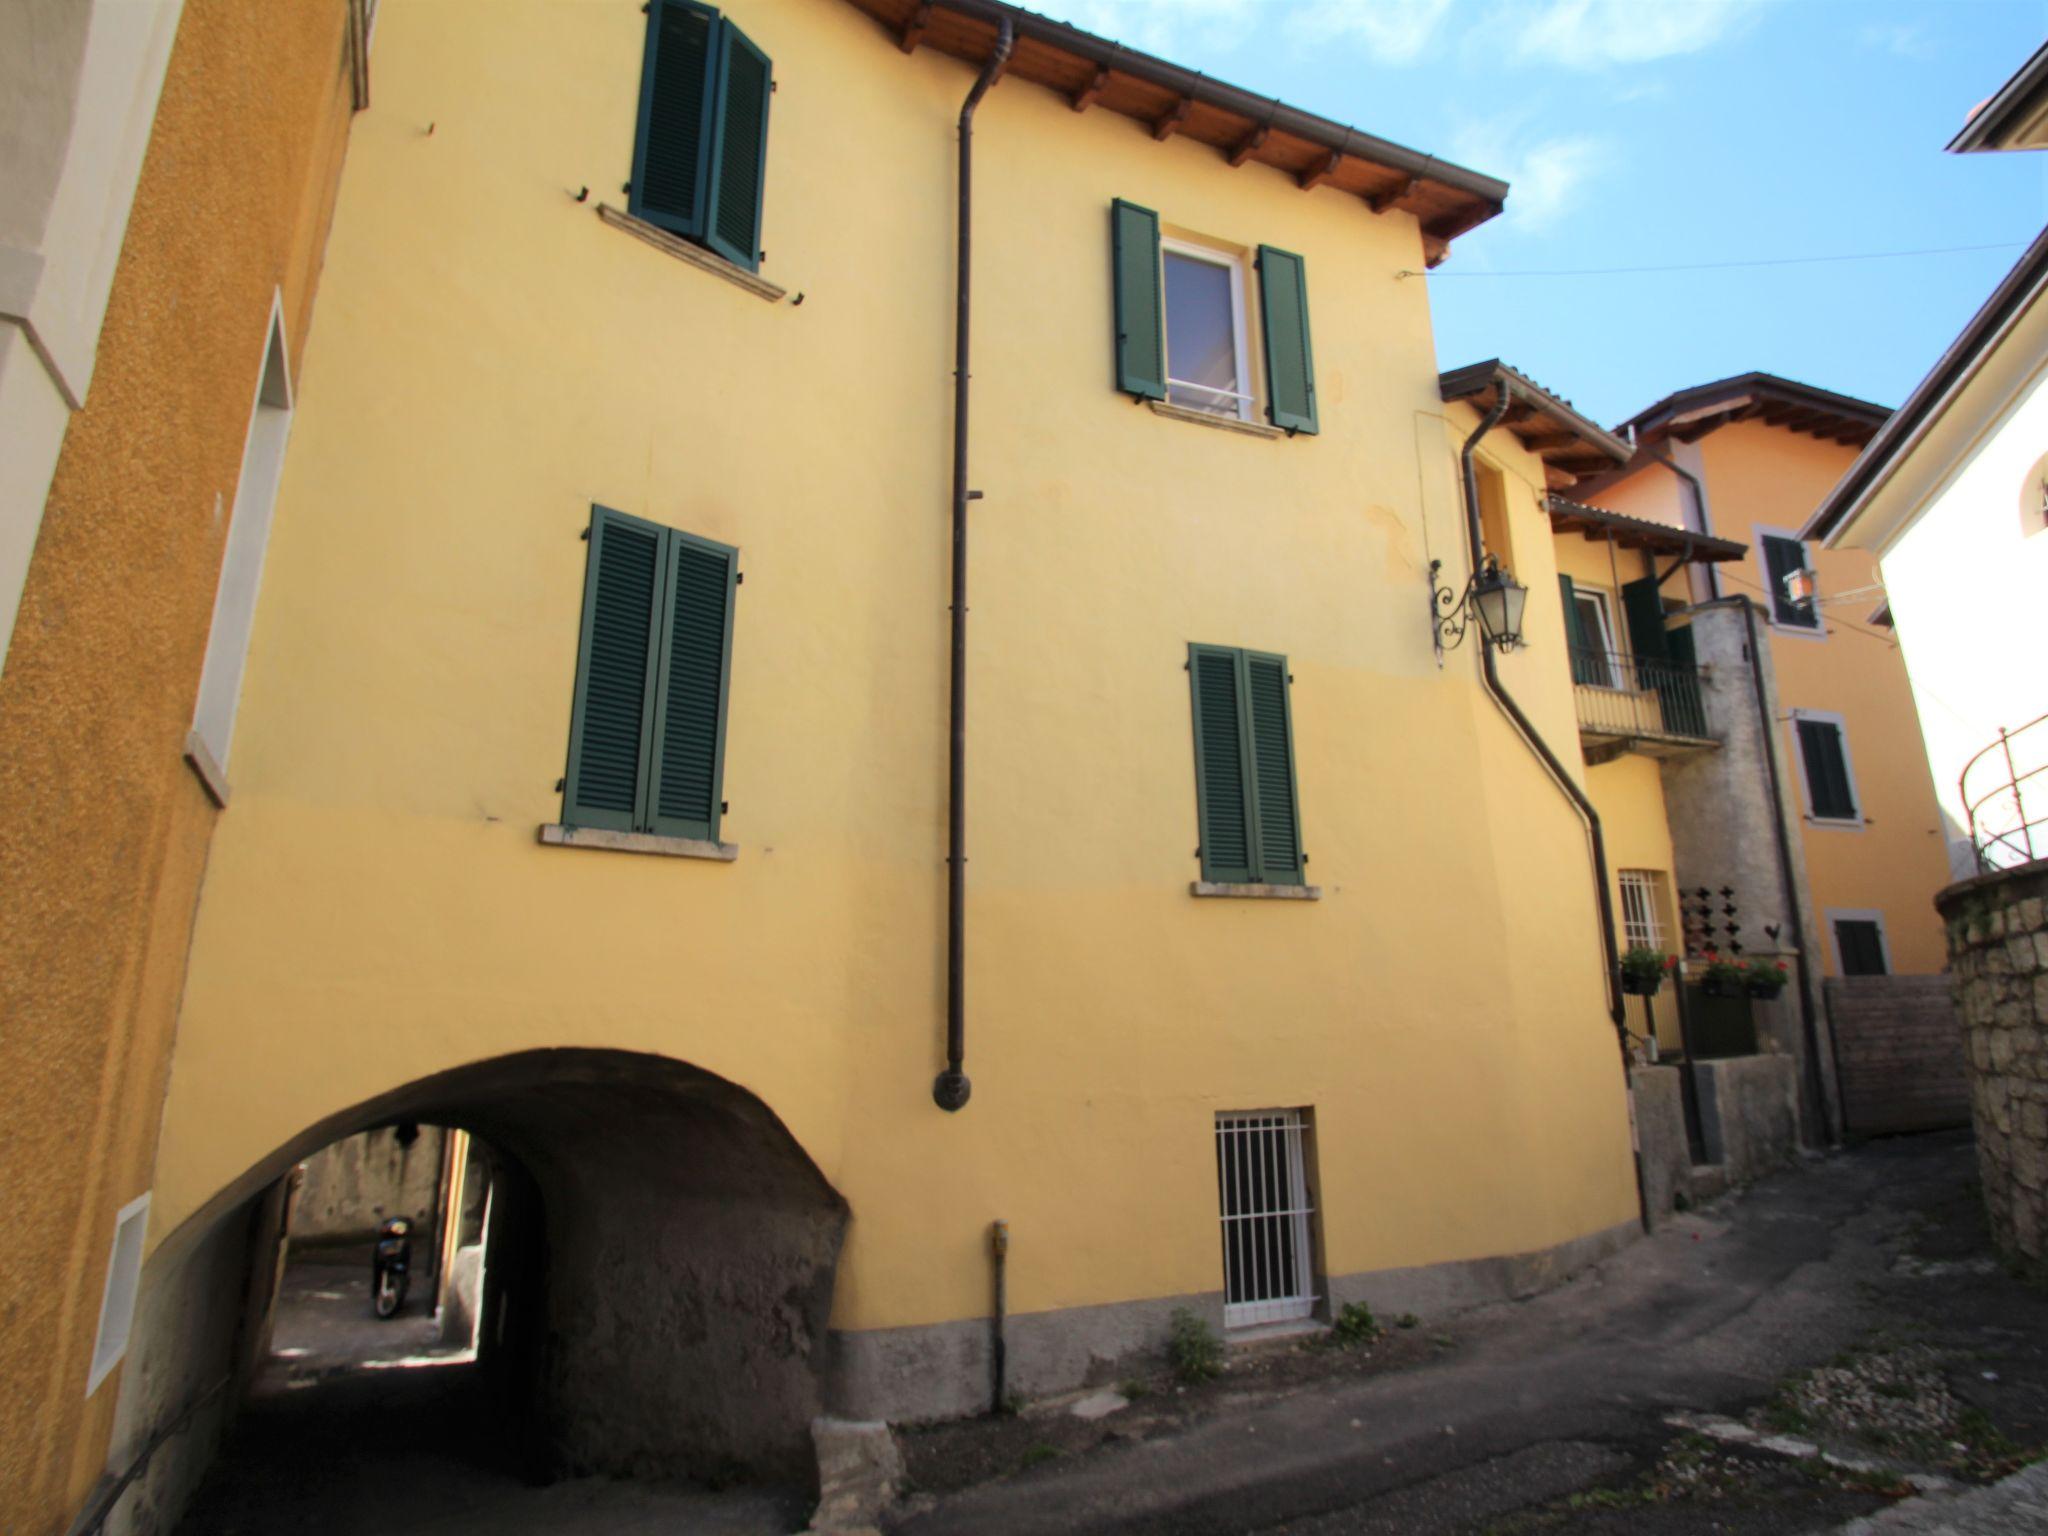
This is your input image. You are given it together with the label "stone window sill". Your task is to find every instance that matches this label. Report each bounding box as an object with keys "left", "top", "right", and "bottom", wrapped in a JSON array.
[
  {"left": 183, "top": 730, "right": 230, "bottom": 808},
  {"left": 1148, "top": 400, "right": 1285, "bottom": 440},
  {"left": 1191, "top": 880, "right": 1321, "bottom": 900},
  {"left": 539, "top": 824, "right": 737, "bottom": 861},
  {"left": 597, "top": 204, "right": 787, "bottom": 303}
]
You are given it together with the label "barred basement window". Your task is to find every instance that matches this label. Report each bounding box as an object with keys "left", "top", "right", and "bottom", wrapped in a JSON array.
[
  {"left": 1618, "top": 869, "right": 1666, "bottom": 950},
  {"left": 1214, "top": 1109, "right": 1318, "bottom": 1329}
]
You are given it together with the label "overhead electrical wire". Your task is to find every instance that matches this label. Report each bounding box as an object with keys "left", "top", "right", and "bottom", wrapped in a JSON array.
[{"left": 1399, "top": 240, "right": 2026, "bottom": 280}]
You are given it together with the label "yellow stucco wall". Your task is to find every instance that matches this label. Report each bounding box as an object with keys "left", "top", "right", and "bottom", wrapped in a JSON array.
[
  {"left": 149, "top": 0, "right": 1638, "bottom": 1345},
  {"left": 0, "top": 3, "right": 355, "bottom": 1530},
  {"left": 1694, "top": 421, "right": 1952, "bottom": 974}
]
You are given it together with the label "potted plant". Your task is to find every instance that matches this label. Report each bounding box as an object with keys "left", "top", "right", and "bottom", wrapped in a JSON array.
[
  {"left": 1698, "top": 951, "right": 1749, "bottom": 998},
  {"left": 1744, "top": 959, "right": 1790, "bottom": 1000},
  {"left": 1619, "top": 946, "right": 1675, "bottom": 996}
]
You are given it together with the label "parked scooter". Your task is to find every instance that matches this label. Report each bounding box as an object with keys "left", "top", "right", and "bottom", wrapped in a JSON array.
[{"left": 371, "top": 1216, "right": 412, "bottom": 1318}]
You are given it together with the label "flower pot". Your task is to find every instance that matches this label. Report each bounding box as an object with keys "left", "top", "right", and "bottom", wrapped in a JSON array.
[
  {"left": 1620, "top": 972, "right": 1663, "bottom": 997},
  {"left": 1700, "top": 976, "right": 1742, "bottom": 998},
  {"left": 1746, "top": 979, "right": 1786, "bottom": 1001}
]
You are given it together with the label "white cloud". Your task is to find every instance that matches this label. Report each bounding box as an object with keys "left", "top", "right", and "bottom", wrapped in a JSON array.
[
  {"left": 1513, "top": 0, "right": 1763, "bottom": 70},
  {"left": 1286, "top": 0, "right": 1456, "bottom": 65},
  {"left": 1857, "top": 21, "right": 1934, "bottom": 61},
  {"left": 1450, "top": 116, "right": 1609, "bottom": 232}
]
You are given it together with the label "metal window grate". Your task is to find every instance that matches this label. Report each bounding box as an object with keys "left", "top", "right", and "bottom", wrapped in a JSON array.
[
  {"left": 1214, "top": 1110, "right": 1316, "bottom": 1328},
  {"left": 1619, "top": 869, "right": 1665, "bottom": 951}
]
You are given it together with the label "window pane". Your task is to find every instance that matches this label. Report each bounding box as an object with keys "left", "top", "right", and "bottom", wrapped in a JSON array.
[
  {"left": 1573, "top": 596, "right": 1614, "bottom": 686},
  {"left": 1164, "top": 251, "right": 1240, "bottom": 415}
]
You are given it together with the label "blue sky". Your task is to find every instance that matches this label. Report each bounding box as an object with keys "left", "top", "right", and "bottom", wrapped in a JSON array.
[{"left": 1033, "top": 0, "right": 2048, "bottom": 426}]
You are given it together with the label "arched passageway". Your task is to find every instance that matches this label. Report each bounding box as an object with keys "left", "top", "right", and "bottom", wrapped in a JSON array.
[{"left": 137, "top": 1051, "right": 846, "bottom": 1534}]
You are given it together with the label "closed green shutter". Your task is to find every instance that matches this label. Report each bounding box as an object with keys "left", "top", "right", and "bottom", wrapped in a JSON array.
[
  {"left": 1797, "top": 718, "right": 1857, "bottom": 819},
  {"left": 1189, "top": 645, "right": 1252, "bottom": 882},
  {"left": 1256, "top": 245, "right": 1317, "bottom": 435},
  {"left": 1835, "top": 918, "right": 1888, "bottom": 976},
  {"left": 704, "top": 19, "right": 772, "bottom": 271},
  {"left": 1111, "top": 200, "right": 1166, "bottom": 401},
  {"left": 645, "top": 531, "right": 737, "bottom": 841},
  {"left": 630, "top": 0, "right": 721, "bottom": 242},
  {"left": 1244, "top": 652, "right": 1303, "bottom": 885},
  {"left": 564, "top": 507, "right": 667, "bottom": 832},
  {"left": 1761, "top": 535, "right": 1816, "bottom": 627}
]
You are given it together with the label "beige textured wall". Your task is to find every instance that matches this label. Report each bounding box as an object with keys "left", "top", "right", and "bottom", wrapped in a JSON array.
[{"left": 0, "top": 2, "right": 354, "bottom": 1529}]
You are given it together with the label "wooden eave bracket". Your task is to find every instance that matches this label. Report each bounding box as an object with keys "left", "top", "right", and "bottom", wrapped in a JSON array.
[
  {"left": 1299, "top": 150, "right": 1342, "bottom": 192},
  {"left": 1227, "top": 122, "right": 1269, "bottom": 167},
  {"left": 1153, "top": 96, "right": 1192, "bottom": 141},
  {"left": 1366, "top": 175, "right": 1414, "bottom": 213},
  {"left": 1071, "top": 65, "right": 1110, "bottom": 112},
  {"left": 898, "top": 0, "right": 933, "bottom": 52}
]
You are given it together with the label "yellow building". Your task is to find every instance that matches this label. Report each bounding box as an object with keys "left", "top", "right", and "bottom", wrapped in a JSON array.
[
  {"left": 0, "top": 3, "right": 361, "bottom": 1533},
  {"left": 97, "top": 0, "right": 1665, "bottom": 1515},
  {"left": 1584, "top": 375, "right": 1954, "bottom": 981}
]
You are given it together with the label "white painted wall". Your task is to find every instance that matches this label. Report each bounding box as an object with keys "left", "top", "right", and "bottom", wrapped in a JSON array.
[
  {"left": 0, "top": 0, "right": 185, "bottom": 677},
  {"left": 1879, "top": 360, "right": 2048, "bottom": 876}
]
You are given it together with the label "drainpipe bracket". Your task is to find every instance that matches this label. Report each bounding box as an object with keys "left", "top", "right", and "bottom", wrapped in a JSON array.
[{"left": 933, "top": 1071, "right": 973, "bottom": 1112}]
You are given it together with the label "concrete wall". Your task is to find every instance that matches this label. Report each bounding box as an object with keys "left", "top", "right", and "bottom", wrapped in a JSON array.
[
  {"left": 1690, "top": 1053, "right": 1802, "bottom": 1186},
  {"left": 0, "top": 2, "right": 357, "bottom": 1528},
  {"left": 1629, "top": 1064, "right": 1694, "bottom": 1224},
  {"left": 1659, "top": 602, "right": 1838, "bottom": 1141},
  {"left": 1939, "top": 858, "right": 2048, "bottom": 1278},
  {"left": 1826, "top": 976, "right": 1969, "bottom": 1136},
  {"left": 290, "top": 1126, "right": 446, "bottom": 1245}
]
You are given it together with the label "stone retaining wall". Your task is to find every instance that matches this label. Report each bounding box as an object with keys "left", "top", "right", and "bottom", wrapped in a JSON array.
[
  {"left": 1937, "top": 858, "right": 2048, "bottom": 1277},
  {"left": 1825, "top": 976, "right": 1970, "bottom": 1136}
]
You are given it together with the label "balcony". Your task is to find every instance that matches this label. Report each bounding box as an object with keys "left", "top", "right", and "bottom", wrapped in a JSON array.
[{"left": 1571, "top": 647, "right": 1718, "bottom": 763}]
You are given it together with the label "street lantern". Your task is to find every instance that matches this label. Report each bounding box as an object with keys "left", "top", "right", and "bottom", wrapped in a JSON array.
[{"left": 1431, "top": 554, "right": 1529, "bottom": 655}]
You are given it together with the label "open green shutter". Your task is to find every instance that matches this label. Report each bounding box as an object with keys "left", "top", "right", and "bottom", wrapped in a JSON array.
[
  {"left": 645, "top": 531, "right": 737, "bottom": 841},
  {"left": 564, "top": 507, "right": 667, "bottom": 832},
  {"left": 1189, "top": 645, "right": 1252, "bottom": 882},
  {"left": 1559, "top": 575, "right": 1597, "bottom": 686},
  {"left": 704, "top": 19, "right": 771, "bottom": 271},
  {"left": 1621, "top": 577, "right": 1671, "bottom": 664},
  {"left": 1243, "top": 652, "right": 1303, "bottom": 884},
  {"left": 1762, "top": 535, "right": 1816, "bottom": 628},
  {"left": 630, "top": 0, "right": 721, "bottom": 241},
  {"left": 1256, "top": 245, "right": 1317, "bottom": 435},
  {"left": 1112, "top": 200, "right": 1166, "bottom": 401}
]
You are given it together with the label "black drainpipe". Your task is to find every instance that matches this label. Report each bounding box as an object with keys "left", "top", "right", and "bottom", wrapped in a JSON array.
[
  {"left": 1456, "top": 389, "right": 1649, "bottom": 1231},
  {"left": 1681, "top": 594, "right": 1838, "bottom": 1145},
  {"left": 934, "top": 19, "right": 1013, "bottom": 1114},
  {"left": 1644, "top": 445, "right": 1719, "bottom": 600}
]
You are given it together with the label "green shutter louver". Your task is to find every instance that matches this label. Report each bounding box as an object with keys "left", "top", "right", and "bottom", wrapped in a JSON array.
[
  {"left": 565, "top": 507, "right": 667, "bottom": 832},
  {"left": 1190, "top": 645, "right": 1252, "bottom": 882},
  {"left": 1559, "top": 574, "right": 1601, "bottom": 687},
  {"left": 704, "top": 19, "right": 772, "bottom": 271},
  {"left": 1797, "top": 717, "right": 1857, "bottom": 820},
  {"left": 1621, "top": 577, "right": 1670, "bottom": 664},
  {"left": 1189, "top": 645, "right": 1304, "bottom": 886},
  {"left": 1244, "top": 652, "right": 1302, "bottom": 884},
  {"left": 630, "top": 0, "right": 721, "bottom": 242},
  {"left": 563, "top": 507, "right": 738, "bottom": 842},
  {"left": 1255, "top": 245, "right": 1317, "bottom": 435},
  {"left": 1111, "top": 200, "right": 1166, "bottom": 401},
  {"left": 646, "top": 532, "right": 736, "bottom": 840}
]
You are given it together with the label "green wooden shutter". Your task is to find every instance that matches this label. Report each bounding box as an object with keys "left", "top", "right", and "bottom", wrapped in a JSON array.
[
  {"left": 644, "top": 531, "right": 737, "bottom": 841},
  {"left": 1836, "top": 918, "right": 1888, "bottom": 976},
  {"left": 1621, "top": 577, "right": 1670, "bottom": 664},
  {"left": 1243, "top": 652, "right": 1303, "bottom": 885},
  {"left": 1797, "top": 718, "right": 1857, "bottom": 819},
  {"left": 704, "top": 18, "right": 771, "bottom": 271},
  {"left": 1111, "top": 200, "right": 1166, "bottom": 401},
  {"left": 564, "top": 507, "right": 667, "bottom": 832},
  {"left": 1559, "top": 575, "right": 1598, "bottom": 686},
  {"left": 1189, "top": 645, "right": 1252, "bottom": 883},
  {"left": 1256, "top": 245, "right": 1317, "bottom": 435},
  {"left": 1761, "top": 535, "right": 1816, "bottom": 627},
  {"left": 630, "top": 0, "right": 721, "bottom": 242}
]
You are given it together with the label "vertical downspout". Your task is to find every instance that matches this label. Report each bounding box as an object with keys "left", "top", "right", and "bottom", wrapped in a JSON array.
[
  {"left": 934, "top": 19, "right": 1014, "bottom": 1113},
  {"left": 1645, "top": 444, "right": 1719, "bottom": 601},
  {"left": 1456, "top": 390, "right": 1648, "bottom": 1231}
]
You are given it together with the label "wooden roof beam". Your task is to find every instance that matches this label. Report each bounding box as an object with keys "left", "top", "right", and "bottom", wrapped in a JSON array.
[
  {"left": 1153, "top": 97, "right": 1191, "bottom": 142},
  {"left": 1519, "top": 430, "right": 1582, "bottom": 453},
  {"left": 1367, "top": 175, "right": 1414, "bottom": 213},
  {"left": 1299, "top": 150, "right": 1342, "bottom": 192},
  {"left": 897, "top": 0, "right": 932, "bottom": 53},
  {"left": 1070, "top": 65, "right": 1109, "bottom": 112},
  {"left": 1227, "top": 123, "right": 1269, "bottom": 167}
]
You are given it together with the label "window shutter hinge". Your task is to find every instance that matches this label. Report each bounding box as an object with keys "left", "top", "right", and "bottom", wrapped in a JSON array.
[
  {"left": 579, "top": 527, "right": 590, "bottom": 540},
  {"left": 622, "top": 182, "right": 632, "bottom": 195},
  {"left": 721, "top": 801, "right": 729, "bottom": 814},
  {"left": 735, "top": 570, "right": 744, "bottom": 584},
  {"left": 555, "top": 777, "right": 566, "bottom": 792}
]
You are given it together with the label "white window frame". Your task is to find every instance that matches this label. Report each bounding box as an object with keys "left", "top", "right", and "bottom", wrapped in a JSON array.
[
  {"left": 187, "top": 292, "right": 294, "bottom": 805},
  {"left": 1788, "top": 707, "right": 1865, "bottom": 829},
  {"left": 1214, "top": 1108, "right": 1317, "bottom": 1329},
  {"left": 1572, "top": 584, "right": 1622, "bottom": 689},
  {"left": 86, "top": 1191, "right": 150, "bottom": 1395},
  {"left": 1826, "top": 908, "right": 1894, "bottom": 977},
  {"left": 1160, "top": 237, "right": 1254, "bottom": 424},
  {"left": 1754, "top": 525, "right": 1824, "bottom": 638},
  {"left": 1618, "top": 869, "right": 1666, "bottom": 951}
]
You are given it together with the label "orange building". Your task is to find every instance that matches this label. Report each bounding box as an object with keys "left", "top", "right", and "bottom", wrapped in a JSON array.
[
  {"left": 1583, "top": 375, "right": 1954, "bottom": 979},
  {"left": 0, "top": 4, "right": 361, "bottom": 1531}
]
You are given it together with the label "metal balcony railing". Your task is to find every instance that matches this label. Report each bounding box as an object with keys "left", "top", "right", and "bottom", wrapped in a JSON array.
[
  {"left": 1962, "top": 714, "right": 2048, "bottom": 872},
  {"left": 1570, "top": 647, "right": 1713, "bottom": 745}
]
